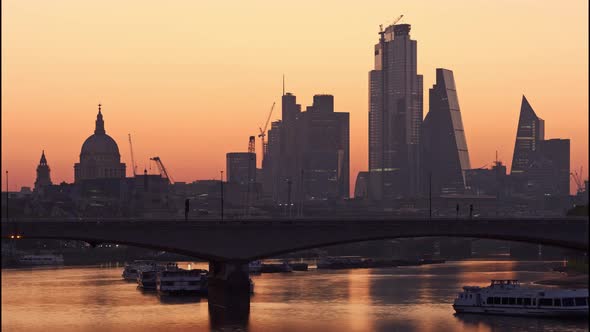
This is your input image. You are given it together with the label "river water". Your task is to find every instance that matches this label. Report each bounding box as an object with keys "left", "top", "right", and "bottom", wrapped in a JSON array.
[{"left": 2, "top": 260, "right": 588, "bottom": 331}]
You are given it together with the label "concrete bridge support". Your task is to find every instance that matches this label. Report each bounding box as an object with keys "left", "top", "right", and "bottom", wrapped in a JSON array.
[{"left": 207, "top": 261, "right": 250, "bottom": 327}]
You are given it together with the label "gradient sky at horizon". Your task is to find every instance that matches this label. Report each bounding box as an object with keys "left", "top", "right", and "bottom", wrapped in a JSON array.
[{"left": 2, "top": 0, "right": 588, "bottom": 194}]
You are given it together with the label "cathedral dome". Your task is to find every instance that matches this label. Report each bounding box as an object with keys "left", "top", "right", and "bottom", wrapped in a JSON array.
[
  {"left": 79, "top": 105, "right": 120, "bottom": 160},
  {"left": 80, "top": 133, "right": 120, "bottom": 158},
  {"left": 74, "top": 104, "right": 126, "bottom": 182}
]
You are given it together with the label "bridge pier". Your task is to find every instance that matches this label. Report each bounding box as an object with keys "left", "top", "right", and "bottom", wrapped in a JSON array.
[{"left": 207, "top": 261, "right": 250, "bottom": 327}]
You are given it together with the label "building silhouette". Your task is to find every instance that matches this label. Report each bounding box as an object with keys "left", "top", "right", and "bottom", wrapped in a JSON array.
[
  {"left": 263, "top": 93, "right": 350, "bottom": 203},
  {"left": 297, "top": 95, "right": 349, "bottom": 200},
  {"left": 264, "top": 120, "right": 282, "bottom": 202},
  {"left": 509, "top": 96, "right": 570, "bottom": 199},
  {"left": 74, "top": 105, "right": 126, "bottom": 182},
  {"left": 227, "top": 152, "right": 256, "bottom": 185},
  {"left": 421, "top": 68, "right": 471, "bottom": 195},
  {"left": 34, "top": 150, "right": 52, "bottom": 191},
  {"left": 368, "top": 23, "right": 423, "bottom": 201},
  {"left": 354, "top": 171, "right": 370, "bottom": 199},
  {"left": 278, "top": 93, "right": 302, "bottom": 204},
  {"left": 511, "top": 96, "right": 544, "bottom": 176},
  {"left": 538, "top": 139, "right": 570, "bottom": 197}
]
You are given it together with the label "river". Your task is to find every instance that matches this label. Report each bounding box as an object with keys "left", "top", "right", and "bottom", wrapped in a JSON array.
[{"left": 2, "top": 260, "right": 588, "bottom": 331}]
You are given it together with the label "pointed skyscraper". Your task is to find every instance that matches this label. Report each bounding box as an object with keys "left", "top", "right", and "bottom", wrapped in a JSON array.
[
  {"left": 421, "top": 68, "right": 471, "bottom": 194},
  {"left": 34, "top": 150, "right": 52, "bottom": 191},
  {"left": 511, "top": 96, "right": 545, "bottom": 175}
]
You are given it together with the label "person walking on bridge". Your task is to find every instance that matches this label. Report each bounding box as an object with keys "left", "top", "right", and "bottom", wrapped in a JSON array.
[{"left": 185, "top": 198, "right": 190, "bottom": 221}]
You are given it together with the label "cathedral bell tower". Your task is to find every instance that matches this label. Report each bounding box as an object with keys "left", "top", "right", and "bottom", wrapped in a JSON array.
[{"left": 34, "top": 150, "right": 52, "bottom": 191}]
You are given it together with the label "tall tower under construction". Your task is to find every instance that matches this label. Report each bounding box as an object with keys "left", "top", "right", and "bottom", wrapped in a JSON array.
[{"left": 368, "top": 23, "right": 423, "bottom": 201}]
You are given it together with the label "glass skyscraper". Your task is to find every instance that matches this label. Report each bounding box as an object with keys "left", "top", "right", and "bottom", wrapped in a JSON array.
[
  {"left": 511, "top": 95, "right": 545, "bottom": 175},
  {"left": 368, "top": 23, "right": 423, "bottom": 201},
  {"left": 421, "top": 68, "right": 471, "bottom": 194}
]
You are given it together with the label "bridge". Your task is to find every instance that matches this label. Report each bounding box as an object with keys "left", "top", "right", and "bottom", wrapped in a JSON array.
[{"left": 2, "top": 217, "right": 588, "bottom": 317}]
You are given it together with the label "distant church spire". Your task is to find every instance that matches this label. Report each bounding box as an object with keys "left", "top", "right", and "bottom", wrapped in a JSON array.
[
  {"left": 95, "top": 103, "right": 105, "bottom": 135},
  {"left": 40, "top": 150, "right": 47, "bottom": 165},
  {"left": 35, "top": 150, "right": 52, "bottom": 191}
]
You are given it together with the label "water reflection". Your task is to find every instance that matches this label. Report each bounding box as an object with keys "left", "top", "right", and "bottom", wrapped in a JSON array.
[
  {"left": 454, "top": 313, "right": 589, "bottom": 332},
  {"left": 1, "top": 261, "right": 588, "bottom": 332}
]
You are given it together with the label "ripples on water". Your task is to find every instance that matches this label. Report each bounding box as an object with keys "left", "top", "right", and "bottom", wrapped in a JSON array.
[{"left": 2, "top": 260, "right": 588, "bottom": 332}]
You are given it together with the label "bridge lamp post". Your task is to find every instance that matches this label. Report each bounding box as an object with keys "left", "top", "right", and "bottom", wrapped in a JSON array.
[
  {"left": 220, "top": 170, "right": 224, "bottom": 221},
  {"left": 5, "top": 170, "right": 8, "bottom": 221}
]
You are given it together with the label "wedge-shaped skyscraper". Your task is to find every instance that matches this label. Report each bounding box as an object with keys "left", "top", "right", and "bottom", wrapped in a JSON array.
[
  {"left": 421, "top": 68, "right": 471, "bottom": 194},
  {"left": 511, "top": 95, "right": 545, "bottom": 175}
]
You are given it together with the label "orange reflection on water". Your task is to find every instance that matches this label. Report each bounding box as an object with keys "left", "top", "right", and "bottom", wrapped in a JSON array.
[{"left": 346, "top": 269, "right": 373, "bottom": 332}]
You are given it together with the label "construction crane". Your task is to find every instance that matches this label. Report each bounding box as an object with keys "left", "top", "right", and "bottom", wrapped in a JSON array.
[
  {"left": 392, "top": 14, "right": 404, "bottom": 25},
  {"left": 128, "top": 134, "right": 138, "bottom": 176},
  {"left": 258, "top": 102, "right": 276, "bottom": 158},
  {"left": 571, "top": 166, "right": 584, "bottom": 194},
  {"left": 150, "top": 156, "right": 174, "bottom": 184}
]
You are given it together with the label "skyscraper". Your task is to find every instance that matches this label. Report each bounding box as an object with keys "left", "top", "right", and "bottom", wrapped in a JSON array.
[
  {"left": 278, "top": 93, "right": 302, "bottom": 203},
  {"left": 369, "top": 23, "right": 423, "bottom": 201},
  {"left": 421, "top": 68, "right": 471, "bottom": 194},
  {"left": 297, "top": 95, "right": 350, "bottom": 200},
  {"left": 511, "top": 96, "right": 545, "bottom": 175},
  {"left": 538, "top": 139, "right": 570, "bottom": 197},
  {"left": 34, "top": 150, "right": 52, "bottom": 191},
  {"left": 264, "top": 120, "right": 282, "bottom": 201},
  {"left": 263, "top": 93, "right": 350, "bottom": 203}
]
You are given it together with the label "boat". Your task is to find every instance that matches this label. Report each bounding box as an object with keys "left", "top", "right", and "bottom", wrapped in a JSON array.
[
  {"left": 18, "top": 254, "right": 64, "bottom": 266},
  {"left": 122, "top": 260, "right": 157, "bottom": 281},
  {"left": 453, "top": 279, "right": 589, "bottom": 317},
  {"left": 156, "top": 268, "right": 208, "bottom": 295},
  {"left": 260, "top": 261, "right": 293, "bottom": 273},
  {"left": 316, "top": 256, "right": 368, "bottom": 269},
  {"left": 289, "top": 262, "right": 309, "bottom": 271},
  {"left": 249, "top": 260, "right": 262, "bottom": 274},
  {"left": 137, "top": 262, "right": 178, "bottom": 290}
]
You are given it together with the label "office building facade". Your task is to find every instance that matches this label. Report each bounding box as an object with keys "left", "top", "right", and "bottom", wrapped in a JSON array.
[
  {"left": 369, "top": 23, "right": 423, "bottom": 201},
  {"left": 226, "top": 152, "right": 256, "bottom": 185},
  {"left": 421, "top": 68, "right": 471, "bottom": 194},
  {"left": 511, "top": 96, "right": 545, "bottom": 175}
]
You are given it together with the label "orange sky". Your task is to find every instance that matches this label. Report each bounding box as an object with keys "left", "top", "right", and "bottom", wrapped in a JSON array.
[{"left": 2, "top": 0, "right": 588, "bottom": 195}]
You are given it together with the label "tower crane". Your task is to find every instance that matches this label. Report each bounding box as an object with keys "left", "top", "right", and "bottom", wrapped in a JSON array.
[
  {"left": 128, "top": 134, "right": 138, "bottom": 176},
  {"left": 392, "top": 14, "right": 404, "bottom": 25},
  {"left": 258, "top": 102, "right": 276, "bottom": 159},
  {"left": 571, "top": 166, "right": 584, "bottom": 194},
  {"left": 150, "top": 156, "right": 174, "bottom": 184}
]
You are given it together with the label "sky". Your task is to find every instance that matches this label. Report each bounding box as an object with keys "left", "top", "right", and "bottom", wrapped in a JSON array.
[{"left": 2, "top": 0, "right": 588, "bottom": 195}]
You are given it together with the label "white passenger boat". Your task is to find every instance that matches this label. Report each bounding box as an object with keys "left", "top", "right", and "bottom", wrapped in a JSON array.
[
  {"left": 156, "top": 269, "right": 208, "bottom": 295},
  {"left": 18, "top": 254, "right": 64, "bottom": 266},
  {"left": 453, "top": 279, "right": 589, "bottom": 318}
]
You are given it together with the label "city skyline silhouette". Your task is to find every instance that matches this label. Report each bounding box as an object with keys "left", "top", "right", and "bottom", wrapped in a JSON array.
[{"left": 2, "top": 1, "right": 588, "bottom": 195}]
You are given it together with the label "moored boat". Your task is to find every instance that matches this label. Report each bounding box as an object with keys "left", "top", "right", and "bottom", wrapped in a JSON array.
[
  {"left": 18, "top": 254, "right": 64, "bottom": 266},
  {"left": 260, "top": 261, "right": 293, "bottom": 273},
  {"left": 156, "top": 268, "right": 208, "bottom": 295},
  {"left": 453, "top": 279, "right": 589, "bottom": 318}
]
